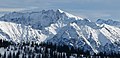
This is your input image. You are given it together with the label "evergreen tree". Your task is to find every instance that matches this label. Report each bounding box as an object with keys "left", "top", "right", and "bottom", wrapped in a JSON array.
[
  {"left": 13, "top": 52, "right": 16, "bottom": 58},
  {"left": 0, "top": 53, "right": 1, "bottom": 58},
  {"left": 3, "top": 52, "right": 6, "bottom": 58},
  {"left": 16, "top": 51, "right": 20, "bottom": 58},
  {"left": 8, "top": 52, "right": 12, "bottom": 58}
]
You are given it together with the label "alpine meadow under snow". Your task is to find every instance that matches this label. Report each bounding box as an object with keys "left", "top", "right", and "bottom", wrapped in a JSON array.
[{"left": 0, "top": 9, "right": 120, "bottom": 58}]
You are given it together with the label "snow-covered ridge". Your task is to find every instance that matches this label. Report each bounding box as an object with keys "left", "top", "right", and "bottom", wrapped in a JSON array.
[
  {"left": 57, "top": 9, "right": 83, "bottom": 20},
  {"left": 0, "top": 9, "right": 120, "bottom": 53},
  {"left": 0, "top": 9, "right": 84, "bottom": 29},
  {"left": 96, "top": 19, "right": 120, "bottom": 27}
]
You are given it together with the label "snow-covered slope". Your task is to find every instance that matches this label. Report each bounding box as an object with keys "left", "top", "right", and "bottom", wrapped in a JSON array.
[{"left": 0, "top": 9, "right": 120, "bottom": 53}]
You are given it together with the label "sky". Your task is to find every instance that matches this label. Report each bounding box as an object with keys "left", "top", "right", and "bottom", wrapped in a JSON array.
[{"left": 0, "top": 0, "right": 120, "bottom": 21}]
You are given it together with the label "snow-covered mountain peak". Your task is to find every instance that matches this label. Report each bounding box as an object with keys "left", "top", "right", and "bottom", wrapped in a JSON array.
[
  {"left": 57, "top": 9, "right": 83, "bottom": 20},
  {"left": 0, "top": 9, "right": 88, "bottom": 30},
  {"left": 57, "top": 9, "right": 64, "bottom": 13}
]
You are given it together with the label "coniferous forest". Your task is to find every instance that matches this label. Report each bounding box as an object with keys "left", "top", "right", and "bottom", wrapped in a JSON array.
[{"left": 0, "top": 39, "right": 120, "bottom": 58}]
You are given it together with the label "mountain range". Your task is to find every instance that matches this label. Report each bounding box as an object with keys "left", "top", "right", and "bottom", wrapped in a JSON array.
[{"left": 0, "top": 9, "right": 120, "bottom": 54}]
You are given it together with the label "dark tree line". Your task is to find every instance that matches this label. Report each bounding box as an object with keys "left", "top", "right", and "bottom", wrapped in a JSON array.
[
  {"left": 0, "top": 39, "right": 13, "bottom": 48},
  {"left": 0, "top": 39, "right": 120, "bottom": 58}
]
